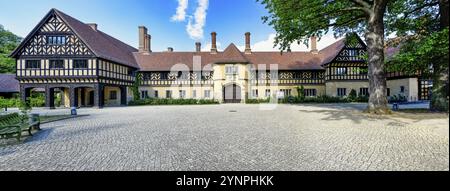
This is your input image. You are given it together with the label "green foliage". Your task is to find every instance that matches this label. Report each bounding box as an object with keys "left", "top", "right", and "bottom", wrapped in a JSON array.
[
  {"left": 258, "top": 0, "right": 373, "bottom": 50},
  {"left": 388, "top": 94, "right": 408, "bottom": 103},
  {"left": 387, "top": 28, "right": 449, "bottom": 77},
  {"left": 0, "top": 97, "right": 21, "bottom": 108},
  {"left": 128, "top": 98, "right": 219, "bottom": 106},
  {"left": 131, "top": 73, "right": 142, "bottom": 101},
  {"left": 246, "top": 98, "right": 271, "bottom": 104},
  {"left": 348, "top": 89, "right": 357, "bottom": 101},
  {"left": 297, "top": 85, "right": 305, "bottom": 101},
  {"left": 0, "top": 25, "right": 22, "bottom": 74}
]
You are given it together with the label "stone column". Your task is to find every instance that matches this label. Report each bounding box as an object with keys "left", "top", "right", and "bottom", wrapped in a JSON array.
[
  {"left": 94, "top": 84, "right": 104, "bottom": 108},
  {"left": 45, "top": 86, "right": 55, "bottom": 109},
  {"left": 69, "top": 87, "right": 77, "bottom": 108}
]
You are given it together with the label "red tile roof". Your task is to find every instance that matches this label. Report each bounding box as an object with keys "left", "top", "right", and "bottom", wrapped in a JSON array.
[
  {"left": 135, "top": 41, "right": 346, "bottom": 71},
  {"left": 54, "top": 9, "right": 139, "bottom": 68},
  {"left": 11, "top": 9, "right": 351, "bottom": 72}
]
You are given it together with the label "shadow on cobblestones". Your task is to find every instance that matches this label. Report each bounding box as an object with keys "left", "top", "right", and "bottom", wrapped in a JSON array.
[{"left": 25, "top": 128, "right": 56, "bottom": 143}]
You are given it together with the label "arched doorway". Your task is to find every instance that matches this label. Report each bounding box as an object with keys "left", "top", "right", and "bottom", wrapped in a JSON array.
[{"left": 223, "top": 84, "right": 242, "bottom": 103}]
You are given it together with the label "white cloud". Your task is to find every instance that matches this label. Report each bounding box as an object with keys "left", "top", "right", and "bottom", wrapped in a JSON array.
[
  {"left": 171, "top": 0, "right": 189, "bottom": 22},
  {"left": 186, "top": 0, "right": 209, "bottom": 40},
  {"left": 237, "top": 33, "right": 342, "bottom": 52}
]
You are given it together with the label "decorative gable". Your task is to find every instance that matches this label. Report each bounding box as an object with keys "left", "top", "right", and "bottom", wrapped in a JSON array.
[
  {"left": 39, "top": 14, "right": 71, "bottom": 33},
  {"left": 334, "top": 35, "right": 367, "bottom": 62},
  {"left": 16, "top": 12, "right": 93, "bottom": 57}
]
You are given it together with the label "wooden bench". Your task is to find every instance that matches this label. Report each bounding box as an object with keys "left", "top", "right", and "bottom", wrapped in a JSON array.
[{"left": 0, "top": 113, "right": 41, "bottom": 142}]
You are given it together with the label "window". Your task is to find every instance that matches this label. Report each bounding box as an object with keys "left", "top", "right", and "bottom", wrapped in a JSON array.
[
  {"left": 359, "top": 88, "right": 369, "bottom": 96},
  {"left": 73, "top": 60, "right": 88, "bottom": 69},
  {"left": 25, "top": 60, "right": 41, "bottom": 69},
  {"left": 387, "top": 88, "right": 391, "bottom": 97},
  {"left": 47, "top": 36, "right": 66, "bottom": 45},
  {"left": 337, "top": 88, "right": 347, "bottom": 97},
  {"left": 192, "top": 90, "right": 197, "bottom": 98},
  {"left": 336, "top": 67, "right": 347, "bottom": 75},
  {"left": 252, "top": 89, "right": 258, "bottom": 98},
  {"left": 204, "top": 90, "right": 211, "bottom": 98},
  {"left": 141, "top": 90, "right": 148, "bottom": 99},
  {"left": 179, "top": 90, "right": 186, "bottom": 99},
  {"left": 154, "top": 90, "right": 159, "bottom": 98},
  {"left": 166, "top": 90, "right": 172, "bottom": 98},
  {"left": 225, "top": 65, "right": 238, "bottom": 74},
  {"left": 49, "top": 60, "right": 64, "bottom": 69},
  {"left": 304, "top": 89, "right": 317, "bottom": 97},
  {"left": 265, "top": 89, "right": 271, "bottom": 97},
  {"left": 110, "top": 91, "right": 117, "bottom": 100},
  {"left": 400, "top": 86, "right": 405, "bottom": 93},
  {"left": 280, "top": 89, "right": 292, "bottom": 97}
]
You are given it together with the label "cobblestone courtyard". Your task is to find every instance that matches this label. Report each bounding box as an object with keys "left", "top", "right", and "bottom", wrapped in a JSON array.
[{"left": 0, "top": 104, "right": 448, "bottom": 171}]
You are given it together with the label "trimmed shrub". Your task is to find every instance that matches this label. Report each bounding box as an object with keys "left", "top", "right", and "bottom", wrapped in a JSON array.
[{"left": 128, "top": 98, "right": 219, "bottom": 106}]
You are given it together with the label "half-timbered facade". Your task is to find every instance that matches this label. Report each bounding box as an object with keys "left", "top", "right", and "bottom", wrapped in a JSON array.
[
  {"left": 11, "top": 9, "right": 427, "bottom": 107},
  {"left": 11, "top": 9, "right": 138, "bottom": 108}
]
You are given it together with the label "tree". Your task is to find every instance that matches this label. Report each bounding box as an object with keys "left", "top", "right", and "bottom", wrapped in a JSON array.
[
  {"left": 0, "top": 25, "right": 22, "bottom": 73},
  {"left": 259, "top": 0, "right": 391, "bottom": 114},
  {"left": 386, "top": 0, "right": 449, "bottom": 111},
  {"left": 132, "top": 73, "right": 142, "bottom": 101}
]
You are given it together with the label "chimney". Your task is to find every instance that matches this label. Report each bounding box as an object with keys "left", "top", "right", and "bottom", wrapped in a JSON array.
[
  {"left": 139, "top": 26, "right": 151, "bottom": 53},
  {"left": 146, "top": 34, "right": 152, "bottom": 53},
  {"left": 87, "top": 23, "right": 97, "bottom": 31},
  {"left": 245, "top": 32, "right": 251, "bottom": 54},
  {"left": 210, "top": 32, "right": 217, "bottom": 54},
  {"left": 195, "top": 42, "right": 201, "bottom": 52},
  {"left": 310, "top": 36, "right": 318, "bottom": 54},
  {"left": 167, "top": 47, "right": 174, "bottom": 52}
]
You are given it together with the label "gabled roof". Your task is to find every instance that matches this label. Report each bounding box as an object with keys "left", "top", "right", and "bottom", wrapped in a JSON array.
[
  {"left": 11, "top": 8, "right": 365, "bottom": 72},
  {"left": 0, "top": 74, "right": 19, "bottom": 93},
  {"left": 11, "top": 9, "right": 139, "bottom": 68},
  {"left": 215, "top": 43, "right": 249, "bottom": 63}
]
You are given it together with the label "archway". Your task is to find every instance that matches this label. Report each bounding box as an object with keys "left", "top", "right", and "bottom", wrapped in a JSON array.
[{"left": 223, "top": 84, "right": 242, "bottom": 103}]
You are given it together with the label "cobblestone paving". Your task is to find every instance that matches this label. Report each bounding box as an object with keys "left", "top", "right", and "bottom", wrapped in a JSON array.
[{"left": 0, "top": 104, "right": 448, "bottom": 171}]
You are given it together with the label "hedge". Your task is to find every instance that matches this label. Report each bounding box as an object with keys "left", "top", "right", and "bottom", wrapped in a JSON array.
[{"left": 128, "top": 98, "right": 219, "bottom": 106}]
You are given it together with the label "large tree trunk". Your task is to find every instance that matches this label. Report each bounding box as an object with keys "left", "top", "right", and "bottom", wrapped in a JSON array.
[
  {"left": 365, "top": 1, "right": 390, "bottom": 114},
  {"left": 431, "top": 0, "right": 450, "bottom": 111}
]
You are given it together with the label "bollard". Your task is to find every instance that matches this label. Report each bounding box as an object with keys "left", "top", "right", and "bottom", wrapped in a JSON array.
[{"left": 71, "top": 107, "right": 77, "bottom": 116}]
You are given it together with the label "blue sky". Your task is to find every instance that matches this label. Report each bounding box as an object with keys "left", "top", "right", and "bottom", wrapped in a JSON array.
[{"left": 0, "top": 0, "right": 339, "bottom": 52}]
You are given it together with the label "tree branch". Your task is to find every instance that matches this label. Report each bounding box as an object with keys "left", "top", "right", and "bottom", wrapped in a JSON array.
[{"left": 349, "top": 0, "right": 372, "bottom": 9}]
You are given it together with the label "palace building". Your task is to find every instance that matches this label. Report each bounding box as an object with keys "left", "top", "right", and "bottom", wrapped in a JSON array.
[{"left": 10, "top": 9, "right": 431, "bottom": 108}]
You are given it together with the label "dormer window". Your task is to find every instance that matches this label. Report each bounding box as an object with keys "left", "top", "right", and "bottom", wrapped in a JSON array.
[{"left": 47, "top": 36, "right": 66, "bottom": 45}]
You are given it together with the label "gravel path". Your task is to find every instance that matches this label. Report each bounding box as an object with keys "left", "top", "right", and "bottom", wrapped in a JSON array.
[{"left": 0, "top": 104, "right": 448, "bottom": 171}]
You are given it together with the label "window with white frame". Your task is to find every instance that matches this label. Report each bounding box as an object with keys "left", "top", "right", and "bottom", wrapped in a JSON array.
[
  {"left": 337, "top": 88, "right": 347, "bottom": 97},
  {"left": 265, "top": 89, "right": 271, "bottom": 97},
  {"left": 154, "top": 90, "right": 159, "bottom": 98},
  {"left": 359, "top": 88, "right": 369, "bottom": 96},
  {"left": 225, "top": 65, "right": 238, "bottom": 75},
  {"left": 192, "top": 90, "right": 197, "bottom": 98},
  {"left": 304, "top": 89, "right": 317, "bottom": 97},
  {"left": 166, "top": 90, "right": 172, "bottom": 98},
  {"left": 204, "top": 90, "right": 211, "bottom": 98},
  {"left": 252, "top": 89, "right": 258, "bottom": 98},
  {"left": 280, "top": 89, "right": 292, "bottom": 97},
  {"left": 179, "top": 90, "right": 186, "bottom": 99},
  {"left": 141, "top": 90, "right": 148, "bottom": 99}
]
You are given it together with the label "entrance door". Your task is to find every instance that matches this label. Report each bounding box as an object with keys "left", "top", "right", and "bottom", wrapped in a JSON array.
[{"left": 223, "top": 84, "right": 242, "bottom": 103}]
